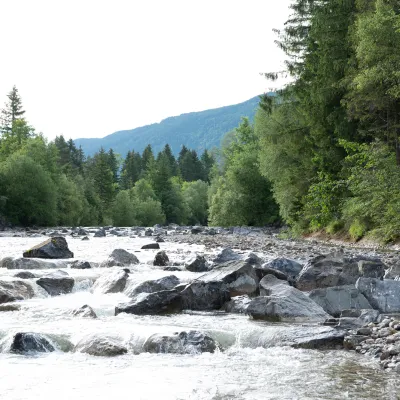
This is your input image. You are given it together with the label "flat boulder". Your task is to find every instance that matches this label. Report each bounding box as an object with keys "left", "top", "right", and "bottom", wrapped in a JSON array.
[
  {"left": 358, "top": 260, "right": 386, "bottom": 279},
  {"left": 125, "top": 275, "right": 180, "bottom": 297},
  {"left": 247, "top": 275, "right": 329, "bottom": 322},
  {"left": 74, "top": 335, "right": 127, "bottom": 356},
  {"left": 141, "top": 243, "right": 160, "bottom": 250},
  {"left": 0, "top": 279, "right": 34, "bottom": 304},
  {"left": 115, "top": 290, "right": 182, "bottom": 315},
  {"left": 1, "top": 257, "right": 59, "bottom": 270},
  {"left": 356, "top": 278, "right": 400, "bottom": 313},
  {"left": 185, "top": 255, "right": 208, "bottom": 272},
  {"left": 291, "top": 328, "right": 345, "bottom": 350},
  {"left": 296, "top": 251, "right": 361, "bottom": 291},
  {"left": 199, "top": 260, "right": 259, "bottom": 297},
  {"left": 180, "top": 281, "right": 230, "bottom": 311},
  {"left": 92, "top": 269, "right": 129, "bottom": 294},
  {"left": 72, "top": 304, "right": 97, "bottom": 318},
  {"left": 100, "top": 249, "right": 139, "bottom": 268},
  {"left": 308, "top": 285, "right": 373, "bottom": 317},
  {"left": 154, "top": 251, "right": 169, "bottom": 266},
  {"left": 23, "top": 237, "right": 73, "bottom": 259},
  {"left": 143, "top": 331, "right": 216, "bottom": 354},
  {"left": 10, "top": 332, "right": 55, "bottom": 354},
  {"left": 36, "top": 270, "right": 74, "bottom": 296},
  {"left": 212, "top": 248, "right": 243, "bottom": 264}
]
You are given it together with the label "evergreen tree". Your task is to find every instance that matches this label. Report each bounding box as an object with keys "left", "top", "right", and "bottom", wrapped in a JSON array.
[{"left": 0, "top": 86, "right": 25, "bottom": 134}]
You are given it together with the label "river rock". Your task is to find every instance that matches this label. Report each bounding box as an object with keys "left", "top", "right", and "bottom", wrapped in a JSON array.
[
  {"left": 356, "top": 278, "right": 400, "bottom": 313},
  {"left": 100, "top": 249, "right": 139, "bottom": 268},
  {"left": 14, "top": 271, "right": 36, "bottom": 279},
  {"left": 74, "top": 335, "right": 127, "bottom": 356},
  {"left": 143, "top": 331, "right": 216, "bottom": 354},
  {"left": 154, "top": 251, "right": 169, "bottom": 266},
  {"left": 0, "top": 279, "right": 34, "bottom": 303},
  {"left": 213, "top": 248, "right": 243, "bottom": 264},
  {"left": 70, "top": 260, "right": 92, "bottom": 269},
  {"left": 115, "top": 290, "right": 182, "bottom": 315},
  {"left": 23, "top": 236, "right": 74, "bottom": 259},
  {"left": 72, "top": 304, "right": 97, "bottom": 318},
  {"left": 291, "top": 328, "right": 345, "bottom": 349},
  {"left": 180, "top": 281, "right": 230, "bottom": 311},
  {"left": 36, "top": 270, "right": 75, "bottom": 296},
  {"left": 247, "top": 275, "right": 329, "bottom": 322},
  {"left": 10, "top": 332, "right": 55, "bottom": 353},
  {"left": 244, "top": 253, "right": 263, "bottom": 267},
  {"left": 308, "top": 285, "right": 373, "bottom": 317},
  {"left": 125, "top": 275, "right": 180, "bottom": 297},
  {"left": 260, "top": 257, "right": 303, "bottom": 281},
  {"left": 198, "top": 260, "right": 259, "bottom": 297},
  {"left": 94, "top": 228, "right": 106, "bottom": 237},
  {"left": 185, "top": 255, "right": 208, "bottom": 272},
  {"left": 221, "top": 295, "right": 251, "bottom": 314},
  {"left": 296, "top": 251, "right": 361, "bottom": 291},
  {"left": 358, "top": 260, "right": 386, "bottom": 279},
  {"left": 1, "top": 257, "right": 59, "bottom": 270},
  {"left": 141, "top": 243, "right": 160, "bottom": 250},
  {"left": 92, "top": 269, "right": 129, "bottom": 294}
]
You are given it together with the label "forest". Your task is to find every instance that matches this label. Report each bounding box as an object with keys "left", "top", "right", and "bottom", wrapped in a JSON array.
[{"left": 1, "top": 0, "right": 400, "bottom": 243}]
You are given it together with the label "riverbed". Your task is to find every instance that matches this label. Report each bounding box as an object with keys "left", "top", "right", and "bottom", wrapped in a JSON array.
[{"left": 0, "top": 234, "right": 399, "bottom": 400}]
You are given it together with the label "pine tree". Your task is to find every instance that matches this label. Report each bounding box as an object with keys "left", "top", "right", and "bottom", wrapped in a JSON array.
[{"left": 0, "top": 86, "right": 25, "bottom": 134}]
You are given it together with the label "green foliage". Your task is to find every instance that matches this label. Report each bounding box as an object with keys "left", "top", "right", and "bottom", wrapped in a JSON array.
[
  {"left": 0, "top": 154, "right": 57, "bottom": 225},
  {"left": 349, "top": 220, "right": 367, "bottom": 241},
  {"left": 112, "top": 190, "right": 136, "bottom": 226},
  {"left": 209, "top": 118, "right": 279, "bottom": 227},
  {"left": 182, "top": 180, "right": 209, "bottom": 225}
]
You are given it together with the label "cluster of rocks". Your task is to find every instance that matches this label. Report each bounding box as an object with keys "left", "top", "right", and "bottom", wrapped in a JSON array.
[{"left": 344, "top": 315, "right": 400, "bottom": 372}]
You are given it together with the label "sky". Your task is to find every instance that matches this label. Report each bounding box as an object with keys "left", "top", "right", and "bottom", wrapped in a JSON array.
[{"left": 0, "top": 0, "right": 292, "bottom": 140}]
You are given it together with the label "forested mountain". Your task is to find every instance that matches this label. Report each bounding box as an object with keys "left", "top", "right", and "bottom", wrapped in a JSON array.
[{"left": 74, "top": 96, "right": 262, "bottom": 157}]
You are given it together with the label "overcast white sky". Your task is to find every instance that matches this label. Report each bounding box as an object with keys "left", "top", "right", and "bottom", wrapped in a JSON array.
[{"left": 0, "top": 0, "right": 292, "bottom": 140}]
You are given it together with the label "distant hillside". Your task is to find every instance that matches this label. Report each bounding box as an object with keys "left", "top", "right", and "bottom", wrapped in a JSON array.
[{"left": 74, "top": 95, "right": 263, "bottom": 157}]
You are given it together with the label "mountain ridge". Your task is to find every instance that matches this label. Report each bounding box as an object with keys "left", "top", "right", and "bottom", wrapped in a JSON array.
[{"left": 75, "top": 95, "right": 263, "bottom": 157}]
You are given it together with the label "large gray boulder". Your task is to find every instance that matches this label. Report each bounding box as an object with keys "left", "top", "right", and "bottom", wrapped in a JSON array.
[
  {"left": 198, "top": 260, "right": 259, "bottom": 297},
  {"left": 185, "top": 255, "right": 208, "bottom": 272},
  {"left": 296, "top": 252, "right": 361, "bottom": 291},
  {"left": 36, "top": 270, "right": 74, "bottom": 296},
  {"left": 74, "top": 335, "right": 127, "bottom": 356},
  {"left": 92, "top": 269, "right": 129, "bottom": 294},
  {"left": 14, "top": 271, "right": 36, "bottom": 279},
  {"left": 180, "top": 281, "right": 230, "bottom": 311},
  {"left": 247, "top": 275, "right": 329, "bottom": 322},
  {"left": 143, "top": 331, "right": 216, "bottom": 354},
  {"left": 0, "top": 279, "right": 34, "bottom": 304},
  {"left": 23, "top": 237, "right": 73, "bottom": 259},
  {"left": 356, "top": 278, "right": 400, "bottom": 313},
  {"left": 1, "top": 257, "right": 59, "bottom": 270},
  {"left": 125, "top": 275, "right": 180, "bottom": 297},
  {"left": 115, "top": 290, "right": 182, "bottom": 315},
  {"left": 70, "top": 260, "right": 92, "bottom": 269},
  {"left": 10, "top": 332, "right": 55, "bottom": 354},
  {"left": 308, "top": 285, "right": 373, "bottom": 317},
  {"left": 100, "top": 249, "right": 139, "bottom": 268}
]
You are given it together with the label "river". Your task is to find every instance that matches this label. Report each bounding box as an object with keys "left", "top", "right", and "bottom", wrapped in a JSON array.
[{"left": 0, "top": 235, "right": 399, "bottom": 400}]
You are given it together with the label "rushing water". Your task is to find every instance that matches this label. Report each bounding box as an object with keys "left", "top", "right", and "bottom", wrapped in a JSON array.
[{"left": 0, "top": 235, "right": 399, "bottom": 400}]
